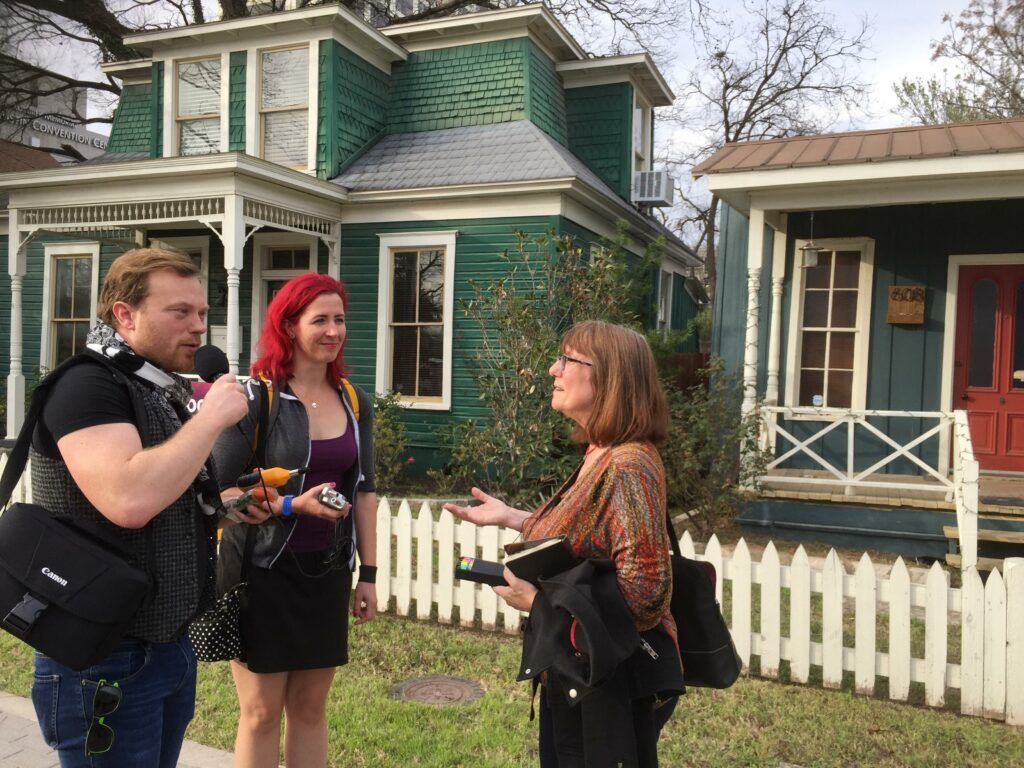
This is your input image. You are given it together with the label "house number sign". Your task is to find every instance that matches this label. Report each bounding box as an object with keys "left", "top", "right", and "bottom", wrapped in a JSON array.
[{"left": 887, "top": 285, "right": 925, "bottom": 324}]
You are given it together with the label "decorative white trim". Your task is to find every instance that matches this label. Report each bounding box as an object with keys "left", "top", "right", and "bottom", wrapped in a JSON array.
[
  {"left": 162, "top": 61, "right": 175, "bottom": 158},
  {"left": 765, "top": 215, "right": 789, "bottom": 404},
  {"left": 250, "top": 231, "right": 319, "bottom": 359},
  {"left": 245, "top": 48, "right": 258, "bottom": 156},
  {"left": 39, "top": 242, "right": 101, "bottom": 370},
  {"left": 783, "top": 237, "right": 875, "bottom": 418},
  {"left": 220, "top": 52, "right": 230, "bottom": 152},
  {"left": 375, "top": 230, "right": 458, "bottom": 411},
  {"left": 939, "top": 253, "right": 1024, "bottom": 470},
  {"left": 557, "top": 53, "right": 673, "bottom": 106},
  {"left": 307, "top": 43, "right": 319, "bottom": 174}
]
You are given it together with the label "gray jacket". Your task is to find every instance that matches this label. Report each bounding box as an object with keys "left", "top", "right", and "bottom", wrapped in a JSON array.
[{"left": 212, "top": 377, "right": 375, "bottom": 570}]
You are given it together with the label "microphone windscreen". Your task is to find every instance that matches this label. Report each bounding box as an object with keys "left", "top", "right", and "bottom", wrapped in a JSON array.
[{"left": 194, "top": 345, "right": 230, "bottom": 382}]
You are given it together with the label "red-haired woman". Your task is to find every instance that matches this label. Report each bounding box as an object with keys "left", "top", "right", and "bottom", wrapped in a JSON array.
[
  {"left": 446, "top": 320, "right": 681, "bottom": 768},
  {"left": 212, "top": 273, "right": 377, "bottom": 768}
]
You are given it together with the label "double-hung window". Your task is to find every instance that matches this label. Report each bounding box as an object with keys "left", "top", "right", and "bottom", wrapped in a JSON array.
[
  {"left": 376, "top": 232, "right": 457, "bottom": 410},
  {"left": 786, "top": 239, "right": 874, "bottom": 411},
  {"left": 260, "top": 46, "right": 309, "bottom": 168},
  {"left": 177, "top": 57, "right": 221, "bottom": 155},
  {"left": 42, "top": 243, "right": 100, "bottom": 369}
]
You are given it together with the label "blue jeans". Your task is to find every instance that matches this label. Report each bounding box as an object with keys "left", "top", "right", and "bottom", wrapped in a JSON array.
[{"left": 31, "top": 636, "right": 197, "bottom": 768}]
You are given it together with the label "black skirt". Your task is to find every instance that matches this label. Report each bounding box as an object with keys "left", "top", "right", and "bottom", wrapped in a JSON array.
[{"left": 218, "top": 533, "right": 352, "bottom": 673}]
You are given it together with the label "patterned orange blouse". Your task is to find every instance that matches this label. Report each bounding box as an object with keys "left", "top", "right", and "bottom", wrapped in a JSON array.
[{"left": 522, "top": 441, "right": 674, "bottom": 633}]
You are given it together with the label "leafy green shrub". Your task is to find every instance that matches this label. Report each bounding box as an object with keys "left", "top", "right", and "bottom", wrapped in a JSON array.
[
  {"left": 372, "top": 389, "right": 410, "bottom": 496},
  {"left": 660, "top": 357, "right": 768, "bottom": 536}
]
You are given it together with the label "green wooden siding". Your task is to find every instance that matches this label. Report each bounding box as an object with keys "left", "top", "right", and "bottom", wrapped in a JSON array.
[
  {"left": 106, "top": 83, "right": 152, "bottom": 154},
  {"left": 340, "top": 216, "right": 559, "bottom": 458},
  {"left": 524, "top": 42, "right": 567, "bottom": 145},
  {"left": 672, "top": 273, "right": 699, "bottom": 349},
  {"left": 319, "top": 40, "right": 390, "bottom": 179},
  {"left": 228, "top": 51, "right": 246, "bottom": 152},
  {"left": 387, "top": 39, "right": 528, "bottom": 134},
  {"left": 565, "top": 82, "right": 633, "bottom": 200},
  {"left": 151, "top": 62, "right": 164, "bottom": 158}
]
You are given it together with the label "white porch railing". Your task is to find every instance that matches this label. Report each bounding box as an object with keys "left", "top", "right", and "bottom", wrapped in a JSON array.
[
  {"left": 758, "top": 406, "right": 955, "bottom": 496},
  {"left": 372, "top": 498, "right": 1024, "bottom": 725},
  {"left": 952, "top": 410, "right": 980, "bottom": 570}
]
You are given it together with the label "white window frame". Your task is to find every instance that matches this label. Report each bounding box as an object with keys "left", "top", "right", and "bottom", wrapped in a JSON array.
[
  {"left": 375, "top": 231, "right": 457, "bottom": 411},
  {"left": 40, "top": 242, "right": 101, "bottom": 370},
  {"left": 632, "top": 91, "right": 652, "bottom": 174},
  {"left": 250, "top": 232, "right": 318, "bottom": 358},
  {"left": 149, "top": 235, "right": 211, "bottom": 343},
  {"left": 253, "top": 42, "right": 316, "bottom": 173},
  {"left": 783, "top": 237, "right": 875, "bottom": 418},
  {"left": 174, "top": 55, "right": 223, "bottom": 157}
]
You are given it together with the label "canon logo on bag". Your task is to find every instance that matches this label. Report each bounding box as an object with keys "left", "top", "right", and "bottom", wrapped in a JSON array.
[{"left": 41, "top": 567, "right": 68, "bottom": 587}]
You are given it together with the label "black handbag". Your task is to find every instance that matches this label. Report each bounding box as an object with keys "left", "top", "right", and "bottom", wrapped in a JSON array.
[
  {"left": 0, "top": 354, "right": 154, "bottom": 671},
  {"left": 666, "top": 516, "right": 742, "bottom": 689}
]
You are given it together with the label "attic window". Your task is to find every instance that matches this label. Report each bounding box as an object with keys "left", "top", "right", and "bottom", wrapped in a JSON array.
[
  {"left": 177, "top": 57, "right": 221, "bottom": 156},
  {"left": 260, "top": 46, "right": 309, "bottom": 168}
]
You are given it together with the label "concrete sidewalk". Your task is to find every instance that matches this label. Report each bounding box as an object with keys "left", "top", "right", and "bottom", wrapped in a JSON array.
[{"left": 0, "top": 692, "right": 233, "bottom": 768}]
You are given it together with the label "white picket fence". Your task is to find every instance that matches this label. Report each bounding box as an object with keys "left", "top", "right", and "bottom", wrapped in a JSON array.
[{"left": 373, "top": 497, "right": 1024, "bottom": 725}]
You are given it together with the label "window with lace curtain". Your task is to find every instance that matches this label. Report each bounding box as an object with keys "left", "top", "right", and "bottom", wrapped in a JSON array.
[{"left": 260, "top": 46, "right": 309, "bottom": 168}]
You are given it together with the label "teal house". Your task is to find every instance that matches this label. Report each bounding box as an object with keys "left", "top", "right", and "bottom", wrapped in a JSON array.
[
  {"left": 695, "top": 119, "right": 1024, "bottom": 563},
  {"left": 0, "top": 3, "right": 698, "bottom": 459}
]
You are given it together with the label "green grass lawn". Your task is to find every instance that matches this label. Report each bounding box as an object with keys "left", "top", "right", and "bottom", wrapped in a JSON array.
[{"left": 2, "top": 615, "right": 1022, "bottom": 768}]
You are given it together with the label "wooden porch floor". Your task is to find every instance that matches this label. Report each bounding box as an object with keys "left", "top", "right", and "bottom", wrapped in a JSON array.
[{"left": 759, "top": 469, "right": 1024, "bottom": 518}]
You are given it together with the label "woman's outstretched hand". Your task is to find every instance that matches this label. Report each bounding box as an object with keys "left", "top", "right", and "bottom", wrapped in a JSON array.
[{"left": 443, "top": 487, "right": 512, "bottom": 528}]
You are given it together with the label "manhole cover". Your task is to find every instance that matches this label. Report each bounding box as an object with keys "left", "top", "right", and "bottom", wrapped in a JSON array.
[{"left": 390, "top": 675, "right": 484, "bottom": 705}]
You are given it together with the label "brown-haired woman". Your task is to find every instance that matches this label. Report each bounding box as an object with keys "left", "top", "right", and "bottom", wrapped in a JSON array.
[{"left": 445, "top": 320, "right": 682, "bottom": 768}]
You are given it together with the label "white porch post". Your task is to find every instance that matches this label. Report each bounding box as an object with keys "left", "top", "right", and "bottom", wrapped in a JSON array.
[
  {"left": 764, "top": 215, "right": 788, "bottom": 404},
  {"left": 327, "top": 224, "right": 341, "bottom": 281},
  {"left": 741, "top": 207, "right": 765, "bottom": 418},
  {"left": 222, "top": 194, "right": 244, "bottom": 375},
  {"left": 6, "top": 209, "right": 25, "bottom": 437}
]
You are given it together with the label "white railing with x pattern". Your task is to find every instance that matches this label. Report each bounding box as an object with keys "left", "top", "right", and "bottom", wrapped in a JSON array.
[
  {"left": 371, "top": 498, "right": 1024, "bottom": 725},
  {"left": 758, "top": 406, "right": 955, "bottom": 495}
]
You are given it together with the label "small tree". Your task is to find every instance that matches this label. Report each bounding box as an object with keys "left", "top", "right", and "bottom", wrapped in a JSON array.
[{"left": 372, "top": 390, "right": 409, "bottom": 496}]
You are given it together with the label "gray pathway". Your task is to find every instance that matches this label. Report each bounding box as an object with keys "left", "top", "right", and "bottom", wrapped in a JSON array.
[{"left": 0, "top": 692, "right": 233, "bottom": 768}]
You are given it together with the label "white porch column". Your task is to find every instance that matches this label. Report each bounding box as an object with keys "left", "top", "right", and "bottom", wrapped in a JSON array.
[
  {"left": 741, "top": 207, "right": 765, "bottom": 418},
  {"left": 764, "top": 216, "right": 788, "bottom": 404},
  {"left": 6, "top": 209, "right": 25, "bottom": 437},
  {"left": 222, "top": 194, "right": 244, "bottom": 375}
]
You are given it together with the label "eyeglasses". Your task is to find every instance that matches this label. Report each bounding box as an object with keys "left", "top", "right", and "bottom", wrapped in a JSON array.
[
  {"left": 85, "top": 680, "right": 121, "bottom": 756},
  {"left": 555, "top": 354, "right": 593, "bottom": 374}
]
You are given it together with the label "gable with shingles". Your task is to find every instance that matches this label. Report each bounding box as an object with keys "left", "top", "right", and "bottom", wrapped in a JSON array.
[{"left": 106, "top": 83, "right": 152, "bottom": 154}]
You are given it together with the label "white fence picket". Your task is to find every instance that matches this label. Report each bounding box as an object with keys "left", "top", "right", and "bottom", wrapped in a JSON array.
[
  {"left": 887, "top": 557, "right": 911, "bottom": 702},
  {"left": 821, "top": 550, "right": 844, "bottom": 689},
  {"left": 395, "top": 500, "right": 413, "bottom": 617},
  {"left": 759, "top": 542, "right": 781, "bottom": 678},
  {"left": 982, "top": 568, "right": 1006, "bottom": 719},
  {"left": 789, "top": 546, "right": 811, "bottom": 685},
  {"left": 415, "top": 502, "right": 434, "bottom": 620},
  {"left": 960, "top": 565, "right": 985, "bottom": 716},
  {"left": 731, "top": 538, "right": 751, "bottom": 668},
  {"left": 925, "top": 562, "right": 949, "bottom": 708},
  {"left": 436, "top": 509, "right": 456, "bottom": 624},
  {"left": 1005, "top": 559, "right": 1024, "bottom": 726},
  {"left": 854, "top": 553, "right": 876, "bottom": 695},
  {"left": 500, "top": 527, "right": 521, "bottom": 633},
  {"left": 367, "top": 500, "right": 1021, "bottom": 723},
  {"left": 704, "top": 535, "right": 723, "bottom": 605},
  {"left": 375, "top": 498, "right": 393, "bottom": 607},
  {"left": 479, "top": 526, "right": 500, "bottom": 630},
  {"left": 457, "top": 520, "right": 478, "bottom": 627}
]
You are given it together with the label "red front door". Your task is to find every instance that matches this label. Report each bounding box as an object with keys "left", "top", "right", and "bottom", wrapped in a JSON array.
[{"left": 953, "top": 264, "right": 1024, "bottom": 472}]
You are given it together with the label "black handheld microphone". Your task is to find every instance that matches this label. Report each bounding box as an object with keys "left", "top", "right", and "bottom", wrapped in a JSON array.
[{"left": 194, "top": 345, "right": 230, "bottom": 382}]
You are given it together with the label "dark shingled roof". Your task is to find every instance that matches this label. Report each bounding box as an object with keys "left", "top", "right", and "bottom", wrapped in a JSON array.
[
  {"left": 0, "top": 140, "right": 60, "bottom": 172},
  {"left": 79, "top": 152, "right": 151, "bottom": 165}
]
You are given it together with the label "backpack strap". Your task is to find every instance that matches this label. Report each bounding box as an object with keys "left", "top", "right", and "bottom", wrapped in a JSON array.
[{"left": 340, "top": 378, "right": 360, "bottom": 422}]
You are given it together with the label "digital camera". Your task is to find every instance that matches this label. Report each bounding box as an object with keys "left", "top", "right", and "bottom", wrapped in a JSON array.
[{"left": 318, "top": 487, "right": 349, "bottom": 511}]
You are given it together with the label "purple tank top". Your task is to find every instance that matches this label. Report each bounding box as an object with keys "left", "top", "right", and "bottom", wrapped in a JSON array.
[{"left": 286, "top": 424, "right": 358, "bottom": 553}]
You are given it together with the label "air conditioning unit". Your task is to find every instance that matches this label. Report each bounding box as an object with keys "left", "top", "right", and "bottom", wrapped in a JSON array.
[{"left": 632, "top": 170, "right": 674, "bottom": 207}]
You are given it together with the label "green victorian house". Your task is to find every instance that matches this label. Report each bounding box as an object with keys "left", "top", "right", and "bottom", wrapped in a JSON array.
[{"left": 0, "top": 3, "right": 699, "bottom": 460}]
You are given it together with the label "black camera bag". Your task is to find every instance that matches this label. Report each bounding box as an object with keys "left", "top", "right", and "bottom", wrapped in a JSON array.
[{"left": 0, "top": 354, "right": 153, "bottom": 671}]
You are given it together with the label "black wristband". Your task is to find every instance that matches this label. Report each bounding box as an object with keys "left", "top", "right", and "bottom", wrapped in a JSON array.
[{"left": 358, "top": 565, "right": 377, "bottom": 584}]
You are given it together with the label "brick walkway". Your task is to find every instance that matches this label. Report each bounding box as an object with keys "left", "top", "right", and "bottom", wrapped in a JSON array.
[{"left": 0, "top": 692, "right": 233, "bottom": 768}]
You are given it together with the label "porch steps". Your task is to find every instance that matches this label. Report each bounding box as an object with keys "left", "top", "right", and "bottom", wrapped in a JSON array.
[{"left": 943, "top": 524, "right": 1024, "bottom": 572}]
